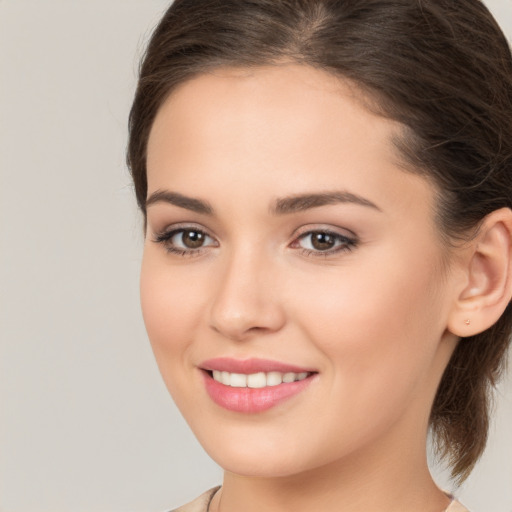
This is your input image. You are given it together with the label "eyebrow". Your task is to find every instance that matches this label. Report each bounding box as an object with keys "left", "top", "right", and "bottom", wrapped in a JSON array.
[
  {"left": 145, "top": 189, "right": 381, "bottom": 215},
  {"left": 271, "top": 191, "right": 381, "bottom": 214},
  {"left": 146, "top": 190, "right": 213, "bottom": 215}
]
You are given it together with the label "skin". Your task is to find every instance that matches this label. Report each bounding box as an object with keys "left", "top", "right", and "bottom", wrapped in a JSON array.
[{"left": 141, "top": 64, "right": 465, "bottom": 512}]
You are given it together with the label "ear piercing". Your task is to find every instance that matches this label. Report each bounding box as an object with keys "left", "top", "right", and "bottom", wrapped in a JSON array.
[{"left": 465, "top": 319, "right": 471, "bottom": 326}]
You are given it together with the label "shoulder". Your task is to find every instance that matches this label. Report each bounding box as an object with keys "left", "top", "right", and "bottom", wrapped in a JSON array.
[
  {"left": 168, "top": 487, "right": 470, "bottom": 512},
  {"left": 170, "top": 487, "right": 221, "bottom": 512},
  {"left": 446, "top": 499, "right": 470, "bottom": 512}
]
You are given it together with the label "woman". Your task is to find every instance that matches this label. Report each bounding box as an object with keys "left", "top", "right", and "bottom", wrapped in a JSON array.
[{"left": 127, "top": 1, "right": 512, "bottom": 511}]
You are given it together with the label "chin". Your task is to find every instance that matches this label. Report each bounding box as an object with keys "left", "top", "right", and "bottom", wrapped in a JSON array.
[
  {"left": 193, "top": 425, "right": 333, "bottom": 479},
  {"left": 211, "top": 451, "right": 306, "bottom": 478}
]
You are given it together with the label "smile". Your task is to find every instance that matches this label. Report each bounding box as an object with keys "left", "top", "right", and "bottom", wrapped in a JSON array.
[
  {"left": 211, "top": 370, "right": 310, "bottom": 388},
  {"left": 200, "top": 358, "right": 317, "bottom": 413}
]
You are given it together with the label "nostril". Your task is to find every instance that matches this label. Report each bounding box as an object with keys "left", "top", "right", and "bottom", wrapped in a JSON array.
[{"left": 209, "top": 300, "right": 286, "bottom": 341}]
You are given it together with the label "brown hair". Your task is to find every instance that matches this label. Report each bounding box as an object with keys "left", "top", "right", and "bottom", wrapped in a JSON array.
[{"left": 127, "top": 0, "right": 512, "bottom": 482}]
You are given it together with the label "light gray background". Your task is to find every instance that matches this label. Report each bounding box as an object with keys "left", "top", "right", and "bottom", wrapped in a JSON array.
[{"left": 0, "top": 1, "right": 511, "bottom": 511}]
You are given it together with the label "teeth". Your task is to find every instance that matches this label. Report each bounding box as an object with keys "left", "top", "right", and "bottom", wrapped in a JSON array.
[
  {"left": 230, "top": 373, "right": 247, "bottom": 387},
  {"left": 282, "top": 372, "right": 296, "bottom": 383},
  {"left": 266, "top": 371, "right": 282, "bottom": 387},
  {"left": 247, "top": 372, "right": 266, "bottom": 388},
  {"left": 210, "top": 370, "right": 310, "bottom": 387}
]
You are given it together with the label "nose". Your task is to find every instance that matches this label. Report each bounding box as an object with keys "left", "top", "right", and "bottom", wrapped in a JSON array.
[{"left": 209, "top": 248, "right": 286, "bottom": 341}]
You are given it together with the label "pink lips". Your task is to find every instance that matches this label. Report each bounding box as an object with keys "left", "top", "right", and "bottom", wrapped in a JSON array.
[{"left": 200, "top": 358, "right": 317, "bottom": 413}]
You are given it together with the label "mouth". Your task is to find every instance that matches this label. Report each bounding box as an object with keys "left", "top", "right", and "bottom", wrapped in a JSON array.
[
  {"left": 206, "top": 369, "right": 312, "bottom": 388},
  {"left": 199, "top": 358, "right": 318, "bottom": 413}
]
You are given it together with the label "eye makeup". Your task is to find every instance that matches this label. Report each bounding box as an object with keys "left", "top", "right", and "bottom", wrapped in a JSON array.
[{"left": 152, "top": 223, "right": 359, "bottom": 259}]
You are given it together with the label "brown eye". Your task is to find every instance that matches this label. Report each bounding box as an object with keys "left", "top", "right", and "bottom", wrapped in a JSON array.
[
  {"left": 310, "top": 232, "right": 336, "bottom": 251},
  {"left": 295, "top": 230, "right": 357, "bottom": 255},
  {"left": 153, "top": 227, "right": 217, "bottom": 254},
  {"left": 180, "top": 230, "right": 206, "bottom": 249}
]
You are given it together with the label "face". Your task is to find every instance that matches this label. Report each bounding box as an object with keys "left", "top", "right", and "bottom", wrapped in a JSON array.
[{"left": 142, "top": 64, "right": 459, "bottom": 478}]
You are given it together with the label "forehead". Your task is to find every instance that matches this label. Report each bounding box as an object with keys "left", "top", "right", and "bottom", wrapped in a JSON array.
[
  {"left": 149, "top": 64, "right": 396, "bottom": 144},
  {"left": 148, "top": 64, "right": 401, "bottom": 173},
  {"left": 146, "top": 63, "right": 435, "bottom": 226}
]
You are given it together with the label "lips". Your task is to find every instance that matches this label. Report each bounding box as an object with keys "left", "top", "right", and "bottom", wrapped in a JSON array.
[
  {"left": 201, "top": 357, "right": 316, "bottom": 374},
  {"left": 200, "top": 358, "right": 317, "bottom": 413}
]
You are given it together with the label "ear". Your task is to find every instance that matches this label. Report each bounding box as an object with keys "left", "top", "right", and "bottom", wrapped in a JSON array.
[{"left": 448, "top": 208, "right": 512, "bottom": 337}]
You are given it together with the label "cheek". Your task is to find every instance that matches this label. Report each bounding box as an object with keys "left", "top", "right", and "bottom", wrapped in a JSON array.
[
  {"left": 290, "top": 246, "right": 445, "bottom": 388},
  {"left": 278, "top": 251, "right": 447, "bottom": 452},
  {"left": 140, "top": 252, "right": 204, "bottom": 373},
  {"left": 139, "top": 251, "right": 216, "bottom": 421}
]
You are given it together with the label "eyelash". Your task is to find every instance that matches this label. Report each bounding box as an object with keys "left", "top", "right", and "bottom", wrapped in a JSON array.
[
  {"left": 292, "top": 230, "right": 358, "bottom": 257},
  {"left": 153, "top": 226, "right": 216, "bottom": 257},
  {"left": 152, "top": 226, "right": 358, "bottom": 258}
]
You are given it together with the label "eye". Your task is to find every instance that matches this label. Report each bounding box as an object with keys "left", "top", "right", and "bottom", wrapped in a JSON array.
[
  {"left": 172, "top": 229, "right": 211, "bottom": 249},
  {"left": 292, "top": 230, "right": 357, "bottom": 255},
  {"left": 153, "top": 226, "right": 217, "bottom": 255}
]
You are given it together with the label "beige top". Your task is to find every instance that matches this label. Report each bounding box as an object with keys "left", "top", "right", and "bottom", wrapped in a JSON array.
[{"left": 171, "top": 487, "right": 470, "bottom": 512}]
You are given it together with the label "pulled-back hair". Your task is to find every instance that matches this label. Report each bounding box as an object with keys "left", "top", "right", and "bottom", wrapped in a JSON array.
[{"left": 127, "top": 0, "right": 512, "bottom": 482}]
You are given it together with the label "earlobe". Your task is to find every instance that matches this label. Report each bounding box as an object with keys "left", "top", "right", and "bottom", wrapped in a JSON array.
[{"left": 448, "top": 208, "right": 512, "bottom": 337}]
